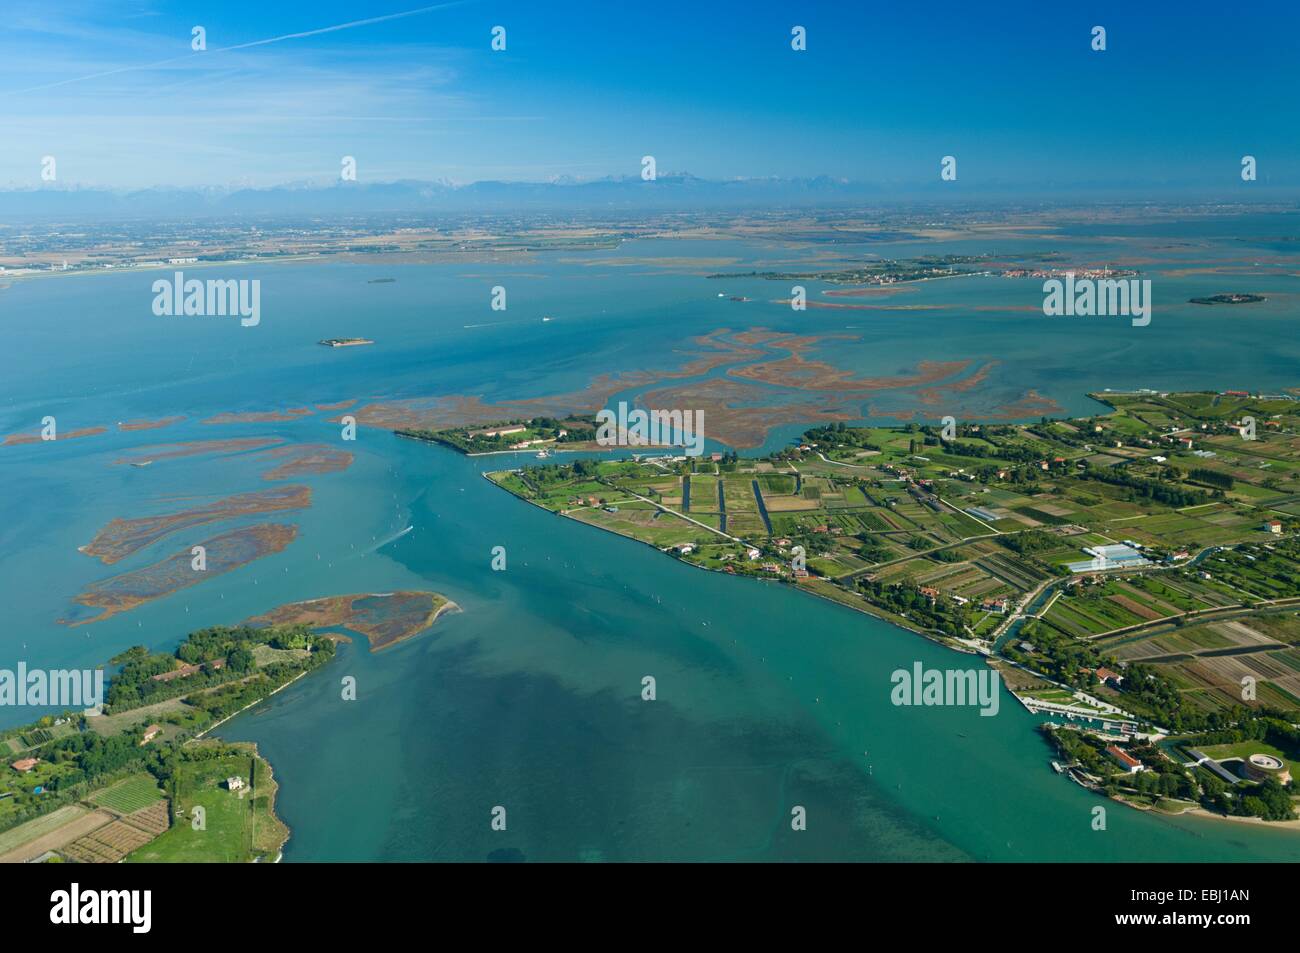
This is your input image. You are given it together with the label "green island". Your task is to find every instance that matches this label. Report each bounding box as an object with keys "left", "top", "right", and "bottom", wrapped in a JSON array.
[
  {"left": 480, "top": 388, "right": 1300, "bottom": 825},
  {"left": 0, "top": 622, "right": 334, "bottom": 862},
  {"left": 0, "top": 588, "right": 454, "bottom": 862},
  {"left": 1188, "top": 294, "right": 1267, "bottom": 305},
  {"left": 398, "top": 415, "right": 598, "bottom": 455}
]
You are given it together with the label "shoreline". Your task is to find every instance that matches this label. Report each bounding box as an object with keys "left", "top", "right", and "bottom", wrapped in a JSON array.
[
  {"left": 193, "top": 667, "right": 312, "bottom": 741},
  {"left": 1045, "top": 732, "right": 1300, "bottom": 833},
  {"left": 372, "top": 598, "right": 461, "bottom": 651},
  {"left": 397, "top": 430, "right": 634, "bottom": 459},
  {"left": 246, "top": 741, "right": 291, "bottom": 862},
  {"left": 1112, "top": 794, "right": 1300, "bottom": 833},
  {"left": 481, "top": 470, "right": 967, "bottom": 651},
  {"left": 196, "top": 595, "right": 459, "bottom": 859},
  {"left": 245, "top": 590, "right": 461, "bottom": 653}
]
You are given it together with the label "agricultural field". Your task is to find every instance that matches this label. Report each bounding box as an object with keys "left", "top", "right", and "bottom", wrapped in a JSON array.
[
  {"left": 126, "top": 742, "right": 287, "bottom": 863},
  {"left": 568, "top": 499, "right": 711, "bottom": 548},
  {"left": 1096, "top": 611, "right": 1300, "bottom": 717},
  {"left": 721, "top": 473, "right": 767, "bottom": 536},
  {"left": 88, "top": 696, "right": 190, "bottom": 737},
  {"left": 1, "top": 720, "right": 77, "bottom": 756},
  {"left": 63, "top": 801, "right": 170, "bottom": 863},
  {"left": 873, "top": 538, "right": 1046, "bottom": 606},
  {"left": 484, "top": 393, "right": 1300, "bottom": 660},
  {"left": 489, "top": 455, "right": 1001, "bottom": 575},
  {"left": 0, "top": 771, "right": 171, "bottom": 863},
  {"left": 1193, "top": 542, "right": 1300, "bottom": 602},
  {"left": 1042, "top": 582, "right": 1155, "bottom": 638},
  {"left": 89, "top": 772, "right": 165, "bottom": 814},
  {"left": 0, "top": 805, "right": 116, "bottom": 863},
  {"left": 1159, "top": 651, "right": 1300, "bottom": 715},
  {"left": 1043, "top": 575, "right": 1220, "bottom": 639}
]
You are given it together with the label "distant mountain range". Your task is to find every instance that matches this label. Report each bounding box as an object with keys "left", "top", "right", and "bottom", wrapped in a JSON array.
[
  {"left": 0, "top": 174, "right": 895, "bottom": 219},
  {"left": 0, "top": 174, "right": 1288, "bottom": 220}
]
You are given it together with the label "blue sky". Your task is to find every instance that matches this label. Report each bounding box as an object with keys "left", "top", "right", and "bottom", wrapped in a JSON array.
[{"left": 2, "top": 0, "right": 1299, "bottom": 193}]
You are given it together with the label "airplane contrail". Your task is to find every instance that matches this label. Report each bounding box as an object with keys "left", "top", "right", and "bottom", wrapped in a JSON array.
[{"left": 10, "top": 1, "right": 473, "bottom": 95}]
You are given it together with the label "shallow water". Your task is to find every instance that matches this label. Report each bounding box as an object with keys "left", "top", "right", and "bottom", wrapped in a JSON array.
[{"left": 3, "top": 220, "right": 1299, "bottom": 860}]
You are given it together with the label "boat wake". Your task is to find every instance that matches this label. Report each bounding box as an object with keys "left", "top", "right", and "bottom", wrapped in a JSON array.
[{"left": 372, "top": 525, "right": 413, "bottom": 551}]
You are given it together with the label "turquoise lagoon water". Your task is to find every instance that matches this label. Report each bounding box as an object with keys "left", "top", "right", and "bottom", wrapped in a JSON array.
[{"left": 2, "top": 219, "right": 1299, "bottom": 860}]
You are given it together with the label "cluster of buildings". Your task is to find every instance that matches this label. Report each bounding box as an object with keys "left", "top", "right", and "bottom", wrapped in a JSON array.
[
  {"left": 1003, "top": 267, "right": 1136, "bottom": 280},
  {"left": 1067, "top": 542, "right": 1151, "bottom": 574},
  {"left": 469, "top": 424, "right": 527, "bottom": 439},
  {"left": 1186, "top": 749, "right": 1292, "bottom": 785},
  {"left": 568, "top": 495, "right": 619, "bottom": 512},
  {"left": 467, "top": 422, "right": 571, "bottom": 450},
  {"left": 151, "top": 658, "right": 224, "bottom": 683}
]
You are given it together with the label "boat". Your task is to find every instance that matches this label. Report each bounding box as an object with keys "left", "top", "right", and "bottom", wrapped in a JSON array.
[
  {"left": 535, "top": 448, "right": 551, "bottom": 459},
  {"left": 130, "top": 460, "right": 153, "bottom": 468}
]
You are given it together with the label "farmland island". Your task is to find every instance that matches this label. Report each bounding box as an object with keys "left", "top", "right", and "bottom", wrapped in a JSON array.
[{"left": 444, "top": 388, "right": 1300, "bottom": 827}]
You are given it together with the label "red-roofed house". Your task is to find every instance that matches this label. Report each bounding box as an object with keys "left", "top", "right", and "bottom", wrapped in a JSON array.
[
  {"left": 151, "top": 663, "right": 198, "bottom": 682},
  {"left": 1105, "top": 745, "right": 1144, "bottom": 774},
  {"left": 151, "top": 658, "right": 225, "bottom": 682}
]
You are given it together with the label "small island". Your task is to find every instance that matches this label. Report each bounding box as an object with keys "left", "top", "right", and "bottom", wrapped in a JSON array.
[
  {"left": 319, "top": 338, "right": 375, "bottom": 347},
  {"left": 1189, "top": 293, "right": 1266, "bottom": 305},
  {"left": 243, "top": 590, "right": 458, "bottom": 652},
  {"left": 398, "top": 415, "right": 599, "bottom": 455}
]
